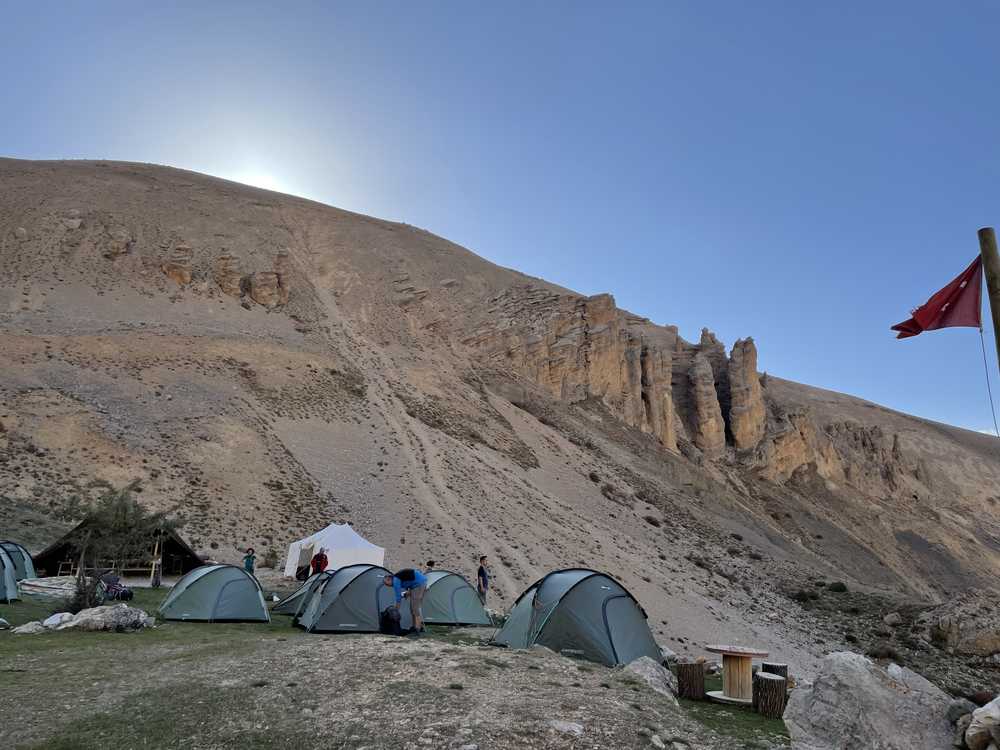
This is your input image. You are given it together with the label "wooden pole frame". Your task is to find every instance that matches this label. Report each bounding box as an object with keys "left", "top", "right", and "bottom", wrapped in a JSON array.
[{"left": 978, "top": 227, "right": 1000, "bottom": 374}]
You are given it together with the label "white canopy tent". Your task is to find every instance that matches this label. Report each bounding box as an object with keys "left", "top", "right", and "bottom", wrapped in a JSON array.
[{"left": 282, "top": 523, "right": 385, "bottom": 578}]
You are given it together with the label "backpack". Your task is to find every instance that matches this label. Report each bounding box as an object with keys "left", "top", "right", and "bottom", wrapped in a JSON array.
[
  {"left": 379, "top": 605, "right": 402, "bottom": 636},
  {"left": 295, "top": 565, "right": 310, "bottom": 581}
]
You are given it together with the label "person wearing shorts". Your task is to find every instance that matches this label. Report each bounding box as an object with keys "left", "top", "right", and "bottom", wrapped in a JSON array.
[{"left": 384, "top": 569, "right": 428, "bottom": 635}]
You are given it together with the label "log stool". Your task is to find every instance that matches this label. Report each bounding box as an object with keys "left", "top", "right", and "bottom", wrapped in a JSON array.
[
  {"left": 752, "top": 672, "right": 787, "bottom": 719},
  {"left": 676, "top": 661, "right": 705, "bottom": 700},
  {"left": 761, "top": 662, "right": 789, "bottom": 711}
]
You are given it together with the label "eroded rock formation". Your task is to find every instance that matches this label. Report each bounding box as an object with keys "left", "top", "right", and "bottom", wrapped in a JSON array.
[
  {"left": 728, "top": 338, "right": 766, "bottom": 451},
  {"left": 689, "top": 351, "right": 726, "bottom": 457},
  {"left": 466, "top": 287, "right": 678, "bottom": 450},
  {"left": 161, "top": 244, "right": 193, "bottom": 285},
  {"left": 212, "top": 253, "right": 243, "bottom": 297}
]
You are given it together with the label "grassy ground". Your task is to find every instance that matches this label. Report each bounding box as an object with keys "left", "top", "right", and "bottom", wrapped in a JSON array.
[
  {"left": 680, "top": 676, "right": 790, "bottom": 749},
  {"left": 1, "top": 592, "right": 789, "bottom": 749}
]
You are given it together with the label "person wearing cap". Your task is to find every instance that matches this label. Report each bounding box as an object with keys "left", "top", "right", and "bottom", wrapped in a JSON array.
[{"left": 383, "top": 568, "right": 428, "bottom": 635}]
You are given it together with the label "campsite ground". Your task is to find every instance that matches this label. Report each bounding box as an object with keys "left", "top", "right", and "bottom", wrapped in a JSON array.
[{"left": 0, "top": 591, "right": 789, "bottom": 750}]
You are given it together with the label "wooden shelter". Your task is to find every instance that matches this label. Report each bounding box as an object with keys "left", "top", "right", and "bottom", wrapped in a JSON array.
[{"left": 32, "top": 519, "right": 202, "bottom": 579}]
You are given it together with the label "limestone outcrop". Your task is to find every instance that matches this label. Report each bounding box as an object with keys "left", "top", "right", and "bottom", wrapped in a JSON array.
[
  {"left": 728, "top": 338, "right": 766, "bottom": 451},
  {"left": 466, "top": 287, "right": 678, "bottom": 451},
  {"left": 161, "top": 244, "right": 193, "bottom": 285},
  {"left": 212, "top": 253, "right": 244, "bottom": 297},
  {"left": 689, "top": 351, "right": 726, "bottom": 457},
  {"left": 248, "top": 271, "right": 284, "bottom": 308}
]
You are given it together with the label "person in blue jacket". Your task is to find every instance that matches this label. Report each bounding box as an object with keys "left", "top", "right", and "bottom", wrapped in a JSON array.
[{"left": 383, "top": 568, "right": 428, "bottom": 635}]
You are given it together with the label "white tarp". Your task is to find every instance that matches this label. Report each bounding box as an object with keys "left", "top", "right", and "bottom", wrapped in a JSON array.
[{"left": 282, "top": 523, "right": 385, "bottom": 577}]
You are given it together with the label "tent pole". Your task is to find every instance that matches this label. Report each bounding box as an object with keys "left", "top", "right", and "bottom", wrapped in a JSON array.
[{"left": 978, "top": 227, "right": 1000, "bottom": 375}]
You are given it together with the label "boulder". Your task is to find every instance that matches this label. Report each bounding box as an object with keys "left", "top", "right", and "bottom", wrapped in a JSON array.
[
  {"left": 957, "top": 714, "right": 974, "bottom": 748},
  {"left": 12, "top": 621, "right": 46, "bottom": 635},
  {"left": 929, "top": 591, "right": 1000, "bottom": 657},
  {"left": 42, "top": 612, "right": 74, "bottom": 629},
  {"left": 966, "top": 697, "right": 1000, "bottom": 750},
  {"left": 549, "top": 720, "right": 584, "bottom": 736},
  {"left": 728, "top": 338, "right": 766, "bottom": 450},
  {"left": 623, "top": 656, "right": 679, "bottom": 705},
  {"left": 948, "top": 697, "right": 978, "bottom": 724},
  {"left": 55, "top": 604, "right": 154, "bottom": 632},
  {"left": 13, "top": 226, "right": 27, "bottom": 241},
  {"left": 784, "top": 652, "right": 952, "bottom": 750},
  {"left": 883, "top": 612, "right": 902, "bottom": 627},
  {"left": 659, "top": 645, "right": 679, "bottom": 666},
  {"left": 0, "top": 617, "right": 9, "bottom": 629}
]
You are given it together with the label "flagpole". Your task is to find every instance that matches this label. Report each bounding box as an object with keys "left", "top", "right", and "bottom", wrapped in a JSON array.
[{"left": 979, "top": 228, "right": 1000, "bottom": 375}]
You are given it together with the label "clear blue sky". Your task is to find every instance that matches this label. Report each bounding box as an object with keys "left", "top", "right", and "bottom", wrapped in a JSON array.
[{"left": 4, "top": 2, "right": 1000, "bottom": 431}]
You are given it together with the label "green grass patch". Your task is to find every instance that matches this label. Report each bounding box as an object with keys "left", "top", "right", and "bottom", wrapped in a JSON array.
[{"left": 26, "top": 683, "right": 316, "bottom": 750}]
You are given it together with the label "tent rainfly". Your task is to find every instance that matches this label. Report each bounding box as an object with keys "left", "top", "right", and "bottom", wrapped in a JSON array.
[
  {"left": 0, "top": 546, "right": 19, "bottom": 603},
  {"left": 0, "top": 541, "right": 37, "bottom": 581},
  {"left": 296, "top": 564, "right": 394, "bottom": 633},
  {"left": 492, "top": 568, "right": 661, "bottom": 666},
  {"left": 282, "top": 523, "right": 384, "bottom": 578},
  {"left": 273, "top": 571, "right": 329, "bottom": 616},
  {"left": 398, "top": 570, "right": 492, "bottom": 628},
  {"left": 159, "top": 564, "right": 270, "bottom": 622}
]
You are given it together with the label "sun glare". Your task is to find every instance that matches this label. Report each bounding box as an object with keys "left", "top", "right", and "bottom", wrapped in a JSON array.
[{"left": 229, "top": 171, "right": 287, "bottom": 194}]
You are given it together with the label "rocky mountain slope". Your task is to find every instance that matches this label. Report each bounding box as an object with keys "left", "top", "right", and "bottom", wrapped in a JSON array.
[{"left": 2, "top": 158, "right": 999, "bottom": 677}]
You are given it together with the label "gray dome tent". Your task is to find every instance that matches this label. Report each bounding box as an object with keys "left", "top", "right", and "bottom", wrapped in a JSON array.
[
  {"left": 492, "top": 568, "right": 660, "bottom": 666},
  {"left": 296, "top": 563, "right": 394, "bottom": 632},
  {"left": 273, "top": 571, "right": 330, "bottom": 616},
  {"left": 398, "top": 570, "right": 492, "bottom": 628},
  {"left": 159, "top": 564, "right": 269, "bottom": 622},
  {"left": 0, "top": 546, "right": 19, "bottom": 603},
  {"left": 0, "top": 541, "right": 36, "bottom": 581}
]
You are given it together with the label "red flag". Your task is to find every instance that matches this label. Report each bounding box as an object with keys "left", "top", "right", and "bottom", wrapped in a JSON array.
[{"left": 892, "top": 256, "right": 983, "bottom": 339}]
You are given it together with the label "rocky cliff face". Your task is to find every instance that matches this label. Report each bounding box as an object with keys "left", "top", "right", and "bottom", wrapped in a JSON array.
[
  {"left": 728, "top": 338, "right": 766, "bottom": 451},
  {"left": 465, "top": 287, "right": 679, "bottom": 451}
]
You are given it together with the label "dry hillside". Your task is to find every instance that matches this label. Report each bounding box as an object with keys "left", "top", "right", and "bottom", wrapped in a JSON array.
[{"left": 2, "top": 158, "right": 999, "bottom": 677}]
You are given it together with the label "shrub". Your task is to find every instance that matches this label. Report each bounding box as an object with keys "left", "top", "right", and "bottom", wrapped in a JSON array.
[
  {"left": 828, "top": 581, "right": 848, "bottom": 593},
  {"left": 643, "top": 515, "right": 661, "bottom": 528}
]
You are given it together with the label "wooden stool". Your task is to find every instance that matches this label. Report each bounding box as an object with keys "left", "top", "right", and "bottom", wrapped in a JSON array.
[
  {"left": 753, "top": 672, "right": 787, "bottom": 719},
  {"left": 676, "top": 662, "right": 705, "bottom": 700}
]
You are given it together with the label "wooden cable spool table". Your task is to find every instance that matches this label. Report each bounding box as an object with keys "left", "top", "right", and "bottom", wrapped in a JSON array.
[{"left": 704, "top": 644, "right": 770, "bottom": 705}]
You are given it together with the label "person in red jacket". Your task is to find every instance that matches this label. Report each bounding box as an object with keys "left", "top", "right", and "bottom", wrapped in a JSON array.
[{"left": 310, "top": 548, "right": 329, "bottom": 575}]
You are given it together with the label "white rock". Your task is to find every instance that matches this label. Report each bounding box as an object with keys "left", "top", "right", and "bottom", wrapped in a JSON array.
[
  {"left": 13, "top": 227, "right": 27, "bottom": 241},
  {"left": 63, "top": 218, "right": 82, "bottom": 230},
  {"left": 0, "top": 617, "right": 10, "bottom": 630},
  {"left": 650, "top": 735, "right": 666, "bottom": 749},
  {"left": 43, "top": 612, "right": 74, "bottom": 629},
  {"left": 56, "top": 604, "right": 154, "bottom": 632},
  {"left": 12, "top": 621, "right": 46, "bottom": 635},
  {"left": 549, "top": 720, "right": 584, "bottom": 736},
  {"left": 659, "top": 645, "right": 679, "bottom": 665},
  {"left": 967, "top": 697, "right": 1000, "bottom": 750},
  {"left": 882, "top": 611, "right": 902, "bottom": 627},
  {"left": 785, "top": 651, "right": 951, "bottom": 750},
  {"left": 623, "top": 656, "right": 679, "bottom": 706}
]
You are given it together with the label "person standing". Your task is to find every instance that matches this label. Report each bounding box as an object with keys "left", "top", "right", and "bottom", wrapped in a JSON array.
[
  {"left": 311, "top": 547, "right": 329, "bottom": 575},
  {"left": 477, "top": 555, "right": 490, "bottom": 603},
  {"left": 424, "top": 560, "right": 435, "bottom": 573},
  {"left": 383, "top": 568, "right": 428, "bottom": 635},
  {"left": 242, "top": 547, "right": 256, "bottom": 575}
]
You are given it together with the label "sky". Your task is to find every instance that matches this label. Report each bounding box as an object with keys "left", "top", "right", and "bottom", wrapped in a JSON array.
[{"left": 3, "top": 2, "right": 1000, "bottom": 432}]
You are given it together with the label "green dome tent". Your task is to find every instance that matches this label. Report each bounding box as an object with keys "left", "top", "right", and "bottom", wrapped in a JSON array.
[
  {"left": 398, "top": 570, "right": 492, "bottom": 628},
  {"left": 0, "top": 546, "right": 19, "bottom": 603},
  {"left": 273, "top": 571, "right": 330, "bottom": 616},
  {"left": 159, "top": 564, "right": 269, "bottom": 622},
  {"left": 492, "top": 568, "right": 660, "bottom": 666},
  {"left": 296, "top": 563, "right": 394, "bottom": 633},
  {"left": 0, "top": 541, "right": 36, "bottom": 581}
]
